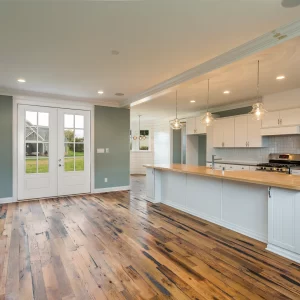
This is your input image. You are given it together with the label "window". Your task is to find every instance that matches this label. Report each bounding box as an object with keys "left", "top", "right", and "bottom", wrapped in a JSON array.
[
  {"left": 130, "top": 129, "right": 150, "bottom": 151},
  {"left": 64, "top": 114, "right": 85, "bottom": 171},
  {"left": 25, "top": 111, "right": 49, "bottom": 173}
]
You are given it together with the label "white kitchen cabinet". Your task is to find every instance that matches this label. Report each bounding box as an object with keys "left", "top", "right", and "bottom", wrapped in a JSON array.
[
  {"left": 262, "top": 108, "right": 300, "bottom": 128},
  {"left": 262, "top": 111, "right": 280, "bottom": 128},
  {"left": 249, "top": 166, "right": 258, "bottom": 171},
  {"left": 234, "top": 116, "right": 248, "bottom": 147},
  {"left": 280, "top": 108, "right": 300, "bottom": 126},
  {"left": 232, "top": 165, "right": 250, "bottom": 171},
  {"left": 186, "top": 117, "right": 206, "bottom": 135},
  {"left": 186, "top": 118, "right": 196, "bottom": 135},
  {"left": 268, "top": 187, "right": 300, "bottom": 255},
  {"left": 234, "top": 115, "right": 262, "bottom": 148},
  {"left": 213, "top": 118, "right": 234, "bottom": 148}
]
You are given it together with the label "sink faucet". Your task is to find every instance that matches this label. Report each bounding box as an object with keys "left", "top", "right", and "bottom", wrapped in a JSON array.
[{"left": 212, "top": 155, "right": 222, "bottom": 170}]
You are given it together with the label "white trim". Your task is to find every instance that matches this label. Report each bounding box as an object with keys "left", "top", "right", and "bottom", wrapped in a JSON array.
[
  {"left": 163, "top": 200, "right": 267, "bottom": 243},
  {"left": 13, "top": 96, "right": 95, "bottom": 200},
  {"left": 0, "top": 197, "right": 15, "bottom": 204},
  {"left": 123, "top": 20, "right": 300, "bottom": 107},
  {"left": 93, "top": 186, "right": 130, "bottom": 194},
  {"left": 1, "top": 88, "right": 120, "bottom": 108},
  {"left": 266, "top": 244, "right": 300, "bottom": 264}
]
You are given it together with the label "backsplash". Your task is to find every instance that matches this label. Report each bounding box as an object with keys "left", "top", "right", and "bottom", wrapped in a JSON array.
[{"left": 214, "top": 135, "right": 300, "bottom": 163}]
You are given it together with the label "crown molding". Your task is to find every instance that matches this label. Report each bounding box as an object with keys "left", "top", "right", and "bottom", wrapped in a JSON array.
[
  {"left": 0, "top": 87, "right": 120, "bottom": 108},
  {"left": 122, "top": 19, "right": 300, "bottom": 107}
]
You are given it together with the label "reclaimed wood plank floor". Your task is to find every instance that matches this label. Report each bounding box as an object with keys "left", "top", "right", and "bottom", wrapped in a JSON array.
[{"left": 0, "top": 175, "right": 300, "bottom": 299}]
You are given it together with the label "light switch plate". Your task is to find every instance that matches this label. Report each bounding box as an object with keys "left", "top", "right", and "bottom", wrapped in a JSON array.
[
  {"left": 106, "top": 148, "right": 109, "bottom": 153},
  {"left": 97, "top": 148, "right": 105, "bottom": 154}
]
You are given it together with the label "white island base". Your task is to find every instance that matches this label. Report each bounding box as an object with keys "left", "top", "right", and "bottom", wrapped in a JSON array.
[{"left": 146, "top": 167, "right": 300, "bottom": 263}]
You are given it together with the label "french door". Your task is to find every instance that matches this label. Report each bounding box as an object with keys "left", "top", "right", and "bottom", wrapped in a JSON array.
[{"left": 18, "top": 105, "right": 90, "bottom": 200}]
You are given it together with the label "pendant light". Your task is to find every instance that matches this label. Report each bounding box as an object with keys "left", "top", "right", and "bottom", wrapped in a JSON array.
[
  {"left": 170, "top": 90, "right": 183, "bottom": 130},
  {"left": 249, "top": 60, "right": 267, "bottom": 121},
  {"left": 201, "top": 79, "right": 214, "bottom": 126}
]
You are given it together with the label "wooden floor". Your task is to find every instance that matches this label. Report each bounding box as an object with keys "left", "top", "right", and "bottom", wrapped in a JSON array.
[{"left": 1, "top": 176, "right": 300, "bottom": 300}]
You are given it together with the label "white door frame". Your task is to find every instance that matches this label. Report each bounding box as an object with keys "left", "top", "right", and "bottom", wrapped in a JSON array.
[{"left": 13, "top": 96, "right": 95, "bottom": 201}]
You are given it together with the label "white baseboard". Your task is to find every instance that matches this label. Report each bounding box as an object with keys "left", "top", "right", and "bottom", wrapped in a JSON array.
[
  {"left": 266, "top": 244, "right": 300, "bottom": 263},
  {"left": 0, "top": 197, "right": 15, "bottom": 204},
  {"left": 92, "top": 186, "right": 130, "bottom": 194},
  {"left": 163, "top": 200, "right": 267, "bottom": 243}
]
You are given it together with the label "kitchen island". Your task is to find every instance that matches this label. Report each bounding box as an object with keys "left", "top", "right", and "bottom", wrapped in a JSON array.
[{"left": 144, "top": 164, "right": 300, "bottom": 263}]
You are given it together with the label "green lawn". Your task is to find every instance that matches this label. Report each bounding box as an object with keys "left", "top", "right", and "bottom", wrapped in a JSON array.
[{"left": 26, "top": 154, "right": 84, "bottom": 173}]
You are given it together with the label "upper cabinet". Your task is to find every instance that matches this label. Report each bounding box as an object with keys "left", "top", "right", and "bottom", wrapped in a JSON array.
[
  {"left": 262, "top": 108, "right": 300, "bottom": 128},
  {"left": 213, "top": 118, "right": 234, "bottom": 148},
  {"left": 213, "top": 115, "right": 264, "bottom": 148},
  {"left": 186, "top": 117, "right": 206, "bottom": 135},
  {"left": 235, "top": 115, "right": 263, "bottom": 147}
]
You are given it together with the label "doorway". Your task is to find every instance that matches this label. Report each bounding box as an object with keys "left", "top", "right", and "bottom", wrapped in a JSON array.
[{"left": 18, "top": 105, "right": 90, "bottom": 200}]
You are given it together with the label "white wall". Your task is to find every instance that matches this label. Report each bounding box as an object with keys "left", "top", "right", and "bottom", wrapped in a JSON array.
[
  {"left": 130, "top": 120, "right": 171, "bottom": 174},
  {"left": 207, "top": 88, "right": 300, "bottom": 163}
]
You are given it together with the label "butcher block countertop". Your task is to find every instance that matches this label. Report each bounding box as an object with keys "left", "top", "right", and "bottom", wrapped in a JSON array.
[{"left": 144, "top": 164, "right": 300, "bottom": 191}]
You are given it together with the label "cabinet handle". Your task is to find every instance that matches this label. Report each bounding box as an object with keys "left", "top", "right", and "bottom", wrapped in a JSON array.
[
  {"left": 268, "top": 187, "right": 271, "bottom": 198},
  {"left": 280, "top": 119, "right": 282, "bottom": 125},
  {"left": 278, "top": 119, "right": 280, "bottom": 125}
]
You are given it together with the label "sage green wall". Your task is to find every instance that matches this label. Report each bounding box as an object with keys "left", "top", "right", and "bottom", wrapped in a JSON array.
[
  {"left": 0, "top": 96, "right": 13, "bottom": 198},
  {"left": 172, "top": 129, "right": 182, "bottom": 164},
  {"left": 198, "top": 135, "right": 206, "bottom": 166},
  {"left": 94, "top": 106, "right": 130, "bottom": 189}
]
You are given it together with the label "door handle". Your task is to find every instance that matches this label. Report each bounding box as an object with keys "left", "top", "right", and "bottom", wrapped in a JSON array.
[{"left": 59, "top": 164, "right": 64, "bottom": 167}]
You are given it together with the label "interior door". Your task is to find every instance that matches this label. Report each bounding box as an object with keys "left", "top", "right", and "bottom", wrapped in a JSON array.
[
  {"left": 18, "top": 105, "right": 58, "bottom": 200},
  {"left": 58, "top": 109, "right": 91, "bottom": 196}
]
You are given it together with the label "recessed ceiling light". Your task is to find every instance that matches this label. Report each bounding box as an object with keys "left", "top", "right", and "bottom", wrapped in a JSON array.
[
  {"left": 17, "top": 78, "right": 26, "bottom": 83},
  {"left": 98, "top": 90, "right": 104, "bottom": 94},
  {"left": 276, "top": 75, "right": 285, "bottom": 80},
  {"left": 223, "top": 90, "right": 230, "bottom": 94},
  {"left": 190, "top": 100, "right": 196, "bottom": 103},
  {"left": 115, "top": 93, "right": 124, "bottom": 96}
]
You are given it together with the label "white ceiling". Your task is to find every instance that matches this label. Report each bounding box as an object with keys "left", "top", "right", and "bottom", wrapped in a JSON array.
[
  {"left": 0, "top": 0, "right": 300, "bottom": 105},
  {"left": 131, "top": 36, "right": 300, "bottom": 121}
]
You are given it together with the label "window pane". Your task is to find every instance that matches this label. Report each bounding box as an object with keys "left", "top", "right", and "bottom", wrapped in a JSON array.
[
  {"left": 26, "top": 142, "right": 38, "bottom": 156},
  {"left": 38, "top": 158, "right": 49, "bottom": 173},
  {"left": 75, "top": 157, "right": 84, "bottom": 171},
  {"left": 64, "top": 143, "right": 74, "bottom": 157},
  {"left": 75, "top": 115, "right": 84, "bottom": 129},
  {"left": 38, "top": 127, "right": 49, "bottom": 142},
  {"left": 64, "top": 129, "right": 74, "bottom": 142},
  {"left": 38, "top": 112, "right": 49, "bottom": 127},
  {"left": 26, "top": 111, "right": 37, "bottom": 126},
  {"left": 38, "top": 143, "right": 49, "bottom": 157},
  {"left": 26, "top": 158, "right": 37, "bottom": 173},
  {"left": 64, "top": 157, "right": 74, "bottom": 172},
  {"left": 64, "top": 114, "right": 74, "bottom": 128},
  {"left": 75, "top": 129, "right": 84, "bottom": 142},
  {"left": 75, "top": 144, "right": 84, "bottom": 156},
  {"left": 26, "top": 127, "right": 38, "bottom": 141}
]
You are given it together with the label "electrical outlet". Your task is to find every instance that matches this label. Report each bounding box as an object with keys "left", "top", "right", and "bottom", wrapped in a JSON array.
[{"left": 104, "top": 178, "right": 108, "bottom": 183}]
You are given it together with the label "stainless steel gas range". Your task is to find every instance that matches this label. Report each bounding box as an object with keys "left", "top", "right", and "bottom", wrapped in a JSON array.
[{"left": 256, "top": 153, "right": 300, "bottom": 174}]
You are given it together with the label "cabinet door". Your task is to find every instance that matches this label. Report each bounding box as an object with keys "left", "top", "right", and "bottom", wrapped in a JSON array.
[
  {"left": 234, "top": 116, "right": 247, "bottom": 147},
  {"left": 268, "top": 188, "right": 300, "bottom": 254},
  {"left": 280, "top": 108, "right": 300, "bottom": 126},
  {"left": 232, "top": 165, "right": 250, "bottom": 171},
  {"left": 195, "top": 116, "right": 206, "bottom": 134},
  {"left": 247, "top": 116, "right": 262, "bottom": 147},
  {"left": 222, "top": 118, "right": 235, "bottom": 148},
  {"left": 146, "top": 168, "right": 155, "bottom": 200},
  {"left": 261, "top": 111, "right": 280, "bottom": 128},
  {"left": 212, "top": 120, "right": 224, "bottom": 147},
  {"left": 186, "top": 118, "right": 196, "bottom": 135}
]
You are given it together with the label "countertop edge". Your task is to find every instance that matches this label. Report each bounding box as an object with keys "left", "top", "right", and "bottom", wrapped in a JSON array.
[{"left": 143, "top": 164, "right": 300, "bottom": 191}]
